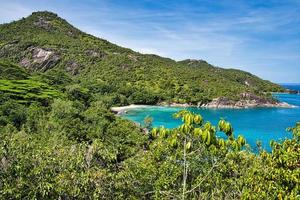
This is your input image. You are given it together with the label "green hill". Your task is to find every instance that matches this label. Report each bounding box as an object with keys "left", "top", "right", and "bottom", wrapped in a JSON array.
[
  {"left": 0, "top": 11, "right": 284, "bottom": 106},
  {"left": 0, "top": 11, "right": 299, "bottom": 200}
]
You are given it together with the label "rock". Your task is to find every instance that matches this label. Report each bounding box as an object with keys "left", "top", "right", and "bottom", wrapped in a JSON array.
[
  {"left": 20, "top": 58, "right": 31, "bottom": 68},
  {"left": 31, "top": 47, "right": 60, "bottom": 71},
  {"left": 85, "top": 49, "right": 106, "bottom": 59},
  {"left": 128, "top": 54, "right": 138, "bottom": 62},
  {"left": 65, "top": 60, "right": 81, "bottom": 75},
  {"left": 19, "top": 47, "right": 60, "bottom": 71},
  {"left": 159, "top": 102, "right": 191, "bottom": 107},
  {"left": 32, "top": 47, "right": 53, "bottom": 63},
  {"left": 1, "top": 156, "right": 8, "bottom": 171},
  {"left": 33, "top": 17, "right": 52, "bottom": 30},
  {"left": 199, "top": 93, "right": 295, "bottom": 108},
  {"left": 201, "top": 97, "right": 236, "bottom": 108},
  {"left": 169, "top": 103, "right": 191, "bottom": 107}
]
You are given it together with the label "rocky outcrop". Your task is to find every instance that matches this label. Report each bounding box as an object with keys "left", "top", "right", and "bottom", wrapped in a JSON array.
[
  {"left": 128, "top": 54, "right": 138, "bottom": 62},
  {"left": 159, "top": 102, "right": 192, "bottom": 107},
  {"left": 65, "top": 60, "right": 81, "bottom": 75},
  {"left": 33, "top": 16, "right": 52, "bottom": 30},
  {"left": 85, "top": 49, "right": 106, "bottom": 60},
  {"left": 158, "top": 93, "right": 295, "bottom": 108},
  {"left": 19, "top": 58, "right": 31, "bottom": 68},
  {"left": 199, "top": 93, "right": 294, "bottom": 108},
  {"left": 19, "top": 47, "right": 60, "bottom": 71}
]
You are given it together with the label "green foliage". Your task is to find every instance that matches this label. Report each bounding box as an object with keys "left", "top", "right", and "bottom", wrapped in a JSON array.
[
  {"left": 0, "top": 78, "right": 61, "bottom": 104},
  {"left": 0, "top": 11, "right": 285, "bottom": 106},
  {"left": 0, "top": 100, "right": 299, "bottom": 199},
  {"left": 0, "top": 60, "right": 29, "bottom": 79},
  {"left": 119, "top": 113, "right": 299, "bottom": 199},
  {"left": 0, "top": 100, "right": 27, "bottom": 129},
  {"left": 0, "top": 11, "right": 298, "bottom": 200},
  {"left": 143, "top": 115, "right": 153, "bottom": 130},
  {"left": 40, "top": 69, "right": 73, "bottom": 87},
  {"left": 152, "top": 110, "right": 246, "bottom": 151},
  {"left": 0, "top": 98, "right": 148, "bottom": 199}
]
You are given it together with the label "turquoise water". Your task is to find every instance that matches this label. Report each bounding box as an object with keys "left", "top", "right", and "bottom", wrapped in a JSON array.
[{"left": 122, "top": 93, "right": 300, "bottom": 151}]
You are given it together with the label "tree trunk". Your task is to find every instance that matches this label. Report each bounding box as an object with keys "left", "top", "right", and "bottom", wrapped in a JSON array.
[{"left": 182, "top": 136, "right": 187, "bottom": 200}]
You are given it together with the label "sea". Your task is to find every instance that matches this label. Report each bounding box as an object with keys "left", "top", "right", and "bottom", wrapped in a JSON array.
[{"left": 121, "top": 84, "right": 300, "bottom": 151}]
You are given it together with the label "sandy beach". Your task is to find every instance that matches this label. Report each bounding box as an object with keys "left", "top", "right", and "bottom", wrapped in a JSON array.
[{"left": 111, "top": 104, "right": 151, "bottom": 114}]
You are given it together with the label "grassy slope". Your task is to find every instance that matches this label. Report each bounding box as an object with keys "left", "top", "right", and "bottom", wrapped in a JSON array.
[
  {"left": 0, "top": 11, "right": 284, "bottom": 105},
  {"left": 0, "top": 60, "right": 62, "bottom": 104}
]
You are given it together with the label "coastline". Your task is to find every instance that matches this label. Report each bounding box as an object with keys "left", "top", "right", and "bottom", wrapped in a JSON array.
[
  {"left": 111, "top": 101, "right": 296, "bottom": 115},
  {"left": 111, "top": 105, "right": 153, "bottom": 114},
  {"left": 161, "top": 101, "right": 296, "bottom": 109},
  {"left": 272, "top": 91, "right": 300, "bottom": 95}
]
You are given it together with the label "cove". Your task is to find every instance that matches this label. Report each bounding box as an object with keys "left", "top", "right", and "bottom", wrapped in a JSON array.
[{"left": 121, "top": 93, "right": 300, "bottom": 151}]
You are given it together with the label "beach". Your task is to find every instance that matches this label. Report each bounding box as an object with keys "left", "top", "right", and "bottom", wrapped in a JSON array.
[{"left": 111, "top": 104, "right": 152, "bottom": 114}]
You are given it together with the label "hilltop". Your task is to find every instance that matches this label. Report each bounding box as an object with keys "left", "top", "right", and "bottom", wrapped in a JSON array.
[{"left": 0, "top": 11, "right": 285, "bottom": 107}]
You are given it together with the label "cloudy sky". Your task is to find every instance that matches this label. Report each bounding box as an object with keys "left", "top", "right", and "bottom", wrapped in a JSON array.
[{"left": 0, "top": 0, "right": 299, "bottom": 83}]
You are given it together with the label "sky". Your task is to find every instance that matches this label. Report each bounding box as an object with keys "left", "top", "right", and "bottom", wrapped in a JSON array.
[{"left": 0, "top": 0, "right": 299, "bottom": 83}]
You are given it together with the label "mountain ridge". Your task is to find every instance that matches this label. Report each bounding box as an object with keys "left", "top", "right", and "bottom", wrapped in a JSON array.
[{"left": 0, "top": 11, "right": 285, "bottom": 107}]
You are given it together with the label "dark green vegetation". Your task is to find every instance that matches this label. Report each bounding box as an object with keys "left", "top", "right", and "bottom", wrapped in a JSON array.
[
  {"left": 0, "top": 96, "right": 299, "bottom": 199},
  {"left": 0, "top": 11, "right": 299, "bottom": 199}
]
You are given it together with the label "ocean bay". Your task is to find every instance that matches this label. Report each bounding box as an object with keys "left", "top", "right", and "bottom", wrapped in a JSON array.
[{"left": 122, "top": 93, "right": 300, "bottom": 151}]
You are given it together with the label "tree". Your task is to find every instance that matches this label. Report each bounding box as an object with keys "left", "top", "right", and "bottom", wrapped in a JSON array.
[{"left": 150, "top": 110, "right": 246, "bottom": 199}]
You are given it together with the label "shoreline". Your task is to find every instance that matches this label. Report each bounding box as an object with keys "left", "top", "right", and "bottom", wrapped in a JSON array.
[
  {"left": 272, "top": 91, "right": 300, "bottom": 95},
  {"left": 111, "top": 105, "right": 153, "bottom": 114},
  {"left": 111, "top": 101, "right": 296, "bottom": 115}
]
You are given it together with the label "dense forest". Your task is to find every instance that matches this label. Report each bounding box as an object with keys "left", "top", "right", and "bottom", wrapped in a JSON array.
[{"left": 0, "top": 11, "right": 299, "bottom": 199}]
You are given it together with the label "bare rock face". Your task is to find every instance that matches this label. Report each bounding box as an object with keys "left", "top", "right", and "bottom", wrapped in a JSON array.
[
  {"left": 201, "top": 97, "right": 236, "bottom": 108},
  {"left": 33, "top": 17, "right": 52, "bottom": 30},
  {"left": 32, "top": 47, "right": 54, "bottom": 63},
  {"left": 85, "top": 49, "right": 106, "bottom": 60},
  {"left": 200, "top": 93, "right": 294, "bottom": 108},
  {"left": 19, "top": 47, "right": 60, "bottom": 71},
  {"left": 128, "top": 54, "right": 138, "bottom": 62},
  {"left": 19, "top": 58, "right": 31, "bottom": 68},
  {"left": 65, "top": 61, "right": 81, "bottom": 75}
]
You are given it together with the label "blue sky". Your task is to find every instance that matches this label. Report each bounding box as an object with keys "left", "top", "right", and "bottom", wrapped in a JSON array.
[{"left": 0, "top": 0, "right": 299, "bottom": 83}]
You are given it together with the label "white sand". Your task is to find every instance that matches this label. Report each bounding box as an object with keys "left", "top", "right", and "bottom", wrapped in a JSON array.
[{"left": 111, "top": 104, "right": 151, "bottom": 114}]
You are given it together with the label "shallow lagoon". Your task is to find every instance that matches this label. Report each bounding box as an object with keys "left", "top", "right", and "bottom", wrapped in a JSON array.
[{"left": 122, "top": 93, "right": 300, "bottom": 151}]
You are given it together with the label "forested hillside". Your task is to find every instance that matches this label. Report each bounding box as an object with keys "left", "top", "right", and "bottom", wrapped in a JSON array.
[
  {"left": 0, "top": 11, "right": 284, "bottom": 106},
  {"left": 0, "top": 11, "right": 299, "bottom": 199}
]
